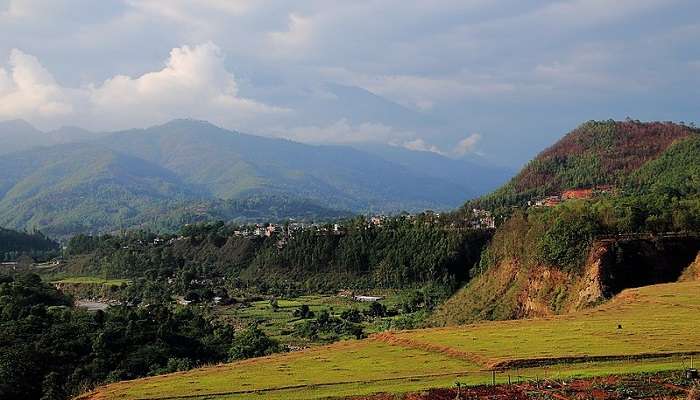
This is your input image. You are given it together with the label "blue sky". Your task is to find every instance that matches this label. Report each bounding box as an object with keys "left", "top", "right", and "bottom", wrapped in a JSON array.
[{"left": 0, "top": 0, "right": 698, "bottom": 166}]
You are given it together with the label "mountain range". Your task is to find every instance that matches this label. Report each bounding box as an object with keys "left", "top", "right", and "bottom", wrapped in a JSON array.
[{"left": 0, "top": 119, "right": 513, "bottom": 238}]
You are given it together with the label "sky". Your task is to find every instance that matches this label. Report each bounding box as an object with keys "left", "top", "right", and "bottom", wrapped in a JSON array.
[{"left": 0, "top": 0, "right": 698, "bottom": 167}]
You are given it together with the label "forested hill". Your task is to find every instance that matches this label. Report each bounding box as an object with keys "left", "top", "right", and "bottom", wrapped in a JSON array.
[
  {"left": 0, "top": 119, "right": 513, "bottom": 238},
  {"left": 433, "top": 122, "right": 700, "bottom": 326},
  {"left": 471, "top": 120, "right": 698, "bottom": 210},
  {"left": 0, "top": 227, "right": 59, "bottom": 261}
]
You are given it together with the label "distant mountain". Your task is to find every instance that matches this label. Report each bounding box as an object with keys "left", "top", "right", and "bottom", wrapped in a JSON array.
[
  {"left": 0, "top": 119, "right": 512, "bottom": 237},
  {"left": 0, "top": 143, "right": 196, "bottom": 237},
  {"left": 0, "top": 119, "right": 48, "bottom": 155},
  {"left": 95, "top": 119, "right": 478, "bottom": 211},
  {"left": 0, "top": 120, "right": 107, "bottom": 155},
  {"left": 354, "top": 143, "right": 513, "bottom": 196},
  {"left": 471, "top": 120, "right": 698, "bottom": 209}
]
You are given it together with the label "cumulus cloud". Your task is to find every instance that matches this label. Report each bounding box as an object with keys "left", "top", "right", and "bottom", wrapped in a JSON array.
[
  {"left": 89, "top": 42, "right": 286, "bottom": 129},
  {"left": 0, "top": 43, "right": 287, "bottom": 130},
  {"left": 0, "top": 49, "right": 74, "bottom": 122}
]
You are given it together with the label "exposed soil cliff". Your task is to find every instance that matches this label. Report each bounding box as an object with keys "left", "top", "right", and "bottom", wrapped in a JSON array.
[
  {"left": 680, "top": 251, "right": 700, "bottom": 281},
  {"left": 431, "top": 235, "right": 700, "bottom": 326}
]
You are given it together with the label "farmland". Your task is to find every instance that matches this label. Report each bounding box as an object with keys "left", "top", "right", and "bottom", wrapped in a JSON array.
[
  {"left": 82, "top": 280, "right": 700, "bottom": 399},
  {"left": 215, "top": 292, "right": 419, "bottom": 346}
]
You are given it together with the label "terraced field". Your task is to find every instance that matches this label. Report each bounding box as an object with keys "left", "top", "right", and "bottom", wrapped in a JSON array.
[{"left": 81, "top": 281, "right": 700, "bottom": 400}]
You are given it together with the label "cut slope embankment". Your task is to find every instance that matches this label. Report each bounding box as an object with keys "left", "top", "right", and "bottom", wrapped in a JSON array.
[
  {"left": 80, "top": 281, "right": 700, "bottom": 400},
  {"left": 430, "top": 235, "right": 700, "bottom": 326},
  {"left": 680, "top": 252, "right": 700, "bottom": 281}
]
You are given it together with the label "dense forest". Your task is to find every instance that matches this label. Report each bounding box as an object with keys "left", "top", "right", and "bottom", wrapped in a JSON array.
[
  {"left": 0, "top": 274, "right": 280, "bottom": 400},
  {"left": 62, "top": 214, "right": 492, "bottom": 297},
  {"left": 0, "top": 227, "right": 59, "bottom": 262}
]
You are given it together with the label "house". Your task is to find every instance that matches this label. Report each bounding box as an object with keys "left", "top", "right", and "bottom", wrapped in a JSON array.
[
  {"left": 369, "top": 216, "right": 385, "bottom": 227},
  {"left": 265, "top": 225, "right": 278, "bottom": 237},
  {"left": 352, "top": 295, "right": 384, "bottom": 302},
  {"left": 538, "top": 196, "right": 561, "bottom": 207},
  {"left": 471, "top": 209, "right": 496, "bottom": 229}
]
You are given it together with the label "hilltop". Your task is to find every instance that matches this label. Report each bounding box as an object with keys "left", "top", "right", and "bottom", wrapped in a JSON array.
[{"left": 471, "top": 120, "right": 697, "bottom": 210}]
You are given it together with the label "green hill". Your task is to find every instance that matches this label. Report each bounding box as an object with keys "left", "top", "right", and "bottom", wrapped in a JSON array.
[
  {"left": 435, "top": 121, "right": 700, "bottom": 326},
  {"left": 0, "top": 144, "right": 197, "bottom": 238},
  {"left": 0, "top": 119, "right": 514, "bottom": 237},
  {"left": 97, "top": 119, "right": 475, "bottom": 211},
  {"left": 471, "top": 120, "right": 697, "bottom": 210}
]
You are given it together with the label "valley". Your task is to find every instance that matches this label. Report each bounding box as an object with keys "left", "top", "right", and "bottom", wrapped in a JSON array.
[
  {"left": 81, "top": 280, "right": 700, "bottom": 399},
  {"left": 1, "top": 119, "right": 699, "bottom": 400}
]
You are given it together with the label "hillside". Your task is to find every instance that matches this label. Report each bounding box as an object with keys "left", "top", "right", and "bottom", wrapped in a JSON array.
[
  {"left": 436, "top": 121, "right": 700, "bottom": 326},
  {"left": 58, "top": 215, "right": 491, "bottom": 292},
  {"left": 97, "top": 119, "right": 475, "bottom": 210},
  {"left": 80, "top": 280, "right": 700, "bottom": 399},
  {"left": 0, "top": 144, "right": 198, "bottom": 237},
  {"left": 472, "top": 120, "right": 697, "bottom": 209},
  {"left": 0, "top": 227, "right": 58, "bottom": 261},
  {"left": 0, "top": 119, "right": 512, "bottom": 237}
]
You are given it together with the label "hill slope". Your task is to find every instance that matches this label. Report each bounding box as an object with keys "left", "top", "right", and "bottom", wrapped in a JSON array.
[
  {"left": 473, "top": 120, "right": 697, "bottom": 209},
  {"left": 81, "top": 280, "right": 700, "bottom": 400},
  {"left": 0, "top": 119, "right": 513, "bottom": 237},
  {"left": 438, "top": 121, "right": 700, "bottom": 326},
  {"left": 0, "top": 144, "right": 198, "bottom": 237},
  {"left": 97, "top": 119, "right": 475, "bottom": 211},
  {"left": 0, "top": 227, "right": 58, "bottom": 261}
]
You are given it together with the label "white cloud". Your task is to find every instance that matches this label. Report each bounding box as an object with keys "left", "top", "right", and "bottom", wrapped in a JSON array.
[
  {"left": 402, "top": 138, "right": 446, "bottom": 155},
  {"left": 453, "top": 133, "right": 482, "bottom": 156},
  {"left": 0, "top": 43, "right": 287, "bottom": 130},
  {"left": 0, "top": 49, "right": 74, "bottom": 121},
  {"left": 267, "top": 13, "right": 315, "bottom": 58},
  {"left": 278, "top": 118, "right": 410, "bottom": 144}
]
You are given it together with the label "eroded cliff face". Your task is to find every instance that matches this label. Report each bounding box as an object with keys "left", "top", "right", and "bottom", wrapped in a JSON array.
[
  {"left": 680, "top": 252, "right": 700, "bottom": 282},
  {"left": 431, "top": 236, "right": 700, "bottom": 326}
]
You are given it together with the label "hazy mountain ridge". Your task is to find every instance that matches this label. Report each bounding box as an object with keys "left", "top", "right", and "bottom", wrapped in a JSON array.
[{"left": 0, "top": 119, "right": 510, "bottom": 237}]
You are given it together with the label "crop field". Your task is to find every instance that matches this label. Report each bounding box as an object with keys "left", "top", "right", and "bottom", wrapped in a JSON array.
[{"left": 82, "top": 281, "right": 700, "bottom": 400}]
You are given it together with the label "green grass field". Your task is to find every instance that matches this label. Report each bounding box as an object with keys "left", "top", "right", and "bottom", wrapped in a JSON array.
[
  {"left": 52, "top": 276, "right": 131, "bottom": 286},
  {"left": 81, "top": 281, "right": 700, "bottom": 400},
  {"left": 215, "top": 292, "right": 417, "bottom": 346}
]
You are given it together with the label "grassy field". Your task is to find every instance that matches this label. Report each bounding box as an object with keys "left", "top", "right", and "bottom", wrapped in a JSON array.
[
  {"left": 52, "top": 276, "right": 131, "bottom": 286},
  {"left": 215, "top": 292, "right": 420, "bottom": 346},
  {"left": 81, "top": 281, "right": 700, "bottom": 400}
]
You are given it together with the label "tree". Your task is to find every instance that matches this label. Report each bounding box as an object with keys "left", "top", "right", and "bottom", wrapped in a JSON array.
[{"left": 228, "top": 325, "right": 280, "bottom": 361}]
